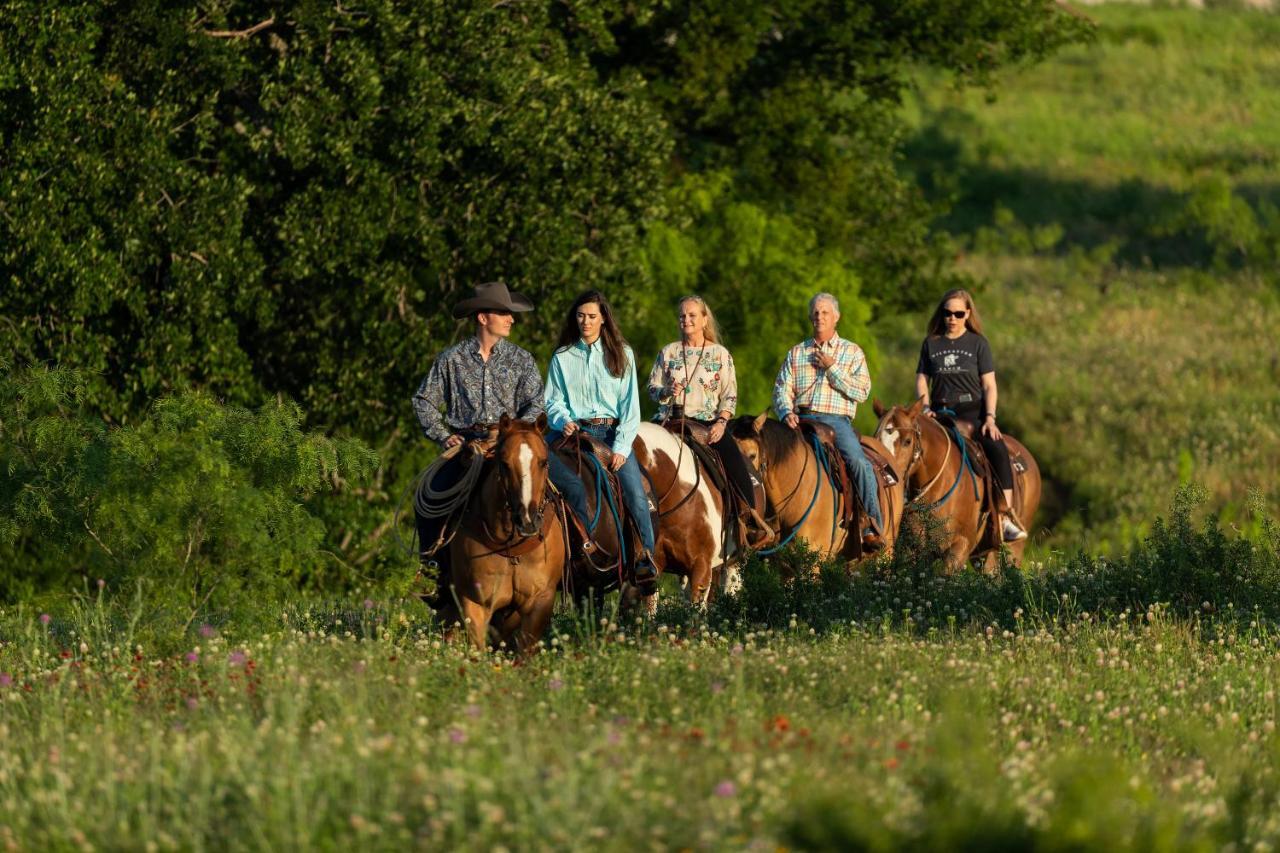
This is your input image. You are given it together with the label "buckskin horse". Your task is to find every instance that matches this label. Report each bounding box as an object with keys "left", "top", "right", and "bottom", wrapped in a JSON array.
[
  {"left": 439, "top": 414, "right": 567, "bottom": 654},
  {"left": 730, "top": 412, "right": 904, "bottom": 565},
  {"left": 873, "top": 399, "right": 1041, "bottom": 572}
]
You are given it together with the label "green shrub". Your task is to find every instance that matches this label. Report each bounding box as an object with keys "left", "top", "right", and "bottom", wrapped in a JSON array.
[{"left": 0, "top": 364, "right": 377, "bottom": 612}]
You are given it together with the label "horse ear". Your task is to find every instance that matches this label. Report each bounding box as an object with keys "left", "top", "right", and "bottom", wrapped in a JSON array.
[
  {"left": 535, "top": 412, "right": 547, "bottom": 432},
  {"left": 498, "top": 413, "right": 512, "bottom": 431},
  {"left": 873, "top": 398, "right": 886, "bottom": 418},
  {"left": 907, "top": 398, "right": 924, "bottom": 417},
  {"left": 752, "top": 411, "right": 769, "bottom": 433}
]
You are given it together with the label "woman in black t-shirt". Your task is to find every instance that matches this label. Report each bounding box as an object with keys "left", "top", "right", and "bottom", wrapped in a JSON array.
[{"left": 915, "top": 289, "right": 1026, "bottom": 541}]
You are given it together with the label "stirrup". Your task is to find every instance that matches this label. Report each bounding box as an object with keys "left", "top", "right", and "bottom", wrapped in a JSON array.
[{"left": 1002, "top": 516, "right": 1027, "bottom": 542}]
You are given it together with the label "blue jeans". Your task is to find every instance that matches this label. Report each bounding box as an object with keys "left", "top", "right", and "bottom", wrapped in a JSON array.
[
  {"left": 801, "top": 413, "right": 882, "bottom": 527},
  {"left": 570, "top": 424, "right": 656, "bottom": 555},
  {"left": 546, "top": 451, "right": 591, "bottom": 530}
]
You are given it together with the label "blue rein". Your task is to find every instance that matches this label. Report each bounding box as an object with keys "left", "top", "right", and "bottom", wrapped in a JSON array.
[
  {"left": 758, "top": 432, "right": 839, "bottom": 556},
  {"left": 917, "top": 409, "right": 979, "bottom": 512}
]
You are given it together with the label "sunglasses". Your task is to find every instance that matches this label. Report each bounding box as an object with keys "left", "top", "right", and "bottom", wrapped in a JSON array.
[{"left": 942, "top": 309, "right": 968, "bottom": 319}]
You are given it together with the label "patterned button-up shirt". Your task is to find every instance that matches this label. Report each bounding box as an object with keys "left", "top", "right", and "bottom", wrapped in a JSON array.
[
  {"left": 646, "top": 341, "right": 738, "bottom": 422},
  {"left": 412, "top": 337, "right": 544, "bottom": 445},
  {"left": 773, "top": 333, "right": 872, "bottom": 420}
]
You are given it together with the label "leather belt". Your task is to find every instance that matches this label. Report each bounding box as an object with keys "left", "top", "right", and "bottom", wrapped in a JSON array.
[{"left": 577, "top": 417, "right": 618, "bottom": 426}]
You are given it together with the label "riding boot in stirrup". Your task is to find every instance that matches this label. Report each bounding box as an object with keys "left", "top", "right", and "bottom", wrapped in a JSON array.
[
  {"left": 633, "top": 551, "right": 659, "bottom": 597},
  {"left": 1002, "top": 515, "right": 1028, "bottom": 542}
]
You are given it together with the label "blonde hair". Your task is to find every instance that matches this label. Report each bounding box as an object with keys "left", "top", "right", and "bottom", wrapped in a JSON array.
[{"left": 677, "top": 295, "right": 723, "bottom": 345}]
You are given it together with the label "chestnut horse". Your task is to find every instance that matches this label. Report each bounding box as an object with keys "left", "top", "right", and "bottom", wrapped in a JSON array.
[
  {"left": 873, "top": 399, "right": 1041, "bottom": 572},
  {"left": 439, "top": 414, "right": 567, "bottom": 654},
  {"left": 730, "top": 413, "right": 904, "bottom": 565}
]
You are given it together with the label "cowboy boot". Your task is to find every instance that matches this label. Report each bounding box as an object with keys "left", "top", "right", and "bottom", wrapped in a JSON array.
[{"left": 633, "top": 550, "right": 659, "bottom": 597}]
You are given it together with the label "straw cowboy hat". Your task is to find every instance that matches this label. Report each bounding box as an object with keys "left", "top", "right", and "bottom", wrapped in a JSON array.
[{"left": 451, "top": 282, "right": 535, "bottom": 319}]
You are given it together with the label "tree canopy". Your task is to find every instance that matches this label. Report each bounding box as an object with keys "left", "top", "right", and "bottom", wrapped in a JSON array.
[{"left": 0, "top": 0, "right": 1090, "bottom": 592}]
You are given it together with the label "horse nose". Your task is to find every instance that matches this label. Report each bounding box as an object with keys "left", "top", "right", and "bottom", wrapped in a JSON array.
[{"left": 518, "top": 508, "right": 542, "bottom": 536}]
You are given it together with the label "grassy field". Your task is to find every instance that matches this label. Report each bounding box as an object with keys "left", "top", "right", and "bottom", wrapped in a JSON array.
[
  {"left": 5, "top": 6, "right": 1279, "bottom": 850},
  {"left": 872, "top": 4, "right": 1280, "bottom": 553},
  {"left": 4, "top": 596, "right": 1280, "bottom": 850}
]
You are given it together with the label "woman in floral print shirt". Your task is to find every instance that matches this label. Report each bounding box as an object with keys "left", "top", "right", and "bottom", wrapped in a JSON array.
[
  {"left": 648, "top": 296, "right": 737, "bottom": 431},
  {"left": 647, "top": 297, "right": 765, "bottom": 537}
]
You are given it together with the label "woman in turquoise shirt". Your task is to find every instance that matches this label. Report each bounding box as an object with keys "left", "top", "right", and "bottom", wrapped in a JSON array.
[{"left": 545, "top": 290, "right": 658, "bottom": 594}]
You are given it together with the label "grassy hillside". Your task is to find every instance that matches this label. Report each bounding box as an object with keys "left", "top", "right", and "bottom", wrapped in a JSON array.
[{"left": 875, "top": 4, "right": 1280, "bottom": 552}]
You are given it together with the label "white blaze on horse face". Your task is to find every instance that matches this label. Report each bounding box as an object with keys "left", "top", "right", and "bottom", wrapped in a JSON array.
[
  {"left": 880, "top": 425, "right": 899, "bottom": 457},
  {"left": 517, "top": 443, "right": 535, "bottom": 512}
]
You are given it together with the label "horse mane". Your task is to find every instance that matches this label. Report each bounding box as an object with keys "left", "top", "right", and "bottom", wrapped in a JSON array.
[{"left": 732, "top": 416, "right": 804, "bottom": 465}]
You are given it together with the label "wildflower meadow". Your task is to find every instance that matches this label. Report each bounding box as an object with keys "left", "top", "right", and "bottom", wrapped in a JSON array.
[{"left": 3, "top": 490, "right": 1280, "bottom": 850}]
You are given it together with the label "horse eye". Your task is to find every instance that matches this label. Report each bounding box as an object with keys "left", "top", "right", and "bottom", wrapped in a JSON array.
[{"left": 540, "top": 460, "right": 549, "bottom": 469}]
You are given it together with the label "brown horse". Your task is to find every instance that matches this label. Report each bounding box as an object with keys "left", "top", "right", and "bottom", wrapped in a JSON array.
[
  {"left": 439, "top": 414, "right": 567, "bottom": 654},
  {"left": 730, "top": 413, "right": 904, "bottom": 565},
  {"left": 872, "top": 399, "right": 1041, "bottom": 572}
]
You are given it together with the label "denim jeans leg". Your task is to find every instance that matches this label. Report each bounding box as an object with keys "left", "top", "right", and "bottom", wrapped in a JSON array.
[
  {"left": 546, "top": 444, "right": 591, "bottom": 529},
  {"left": 614, "top": 453, "right": 657, "bottom": 553},
  {"left": 805, "top": 414, "right": 882, "bottom": 527}
]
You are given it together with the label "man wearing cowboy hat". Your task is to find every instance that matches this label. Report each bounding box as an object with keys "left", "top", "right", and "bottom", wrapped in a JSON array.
[{"left": 412, "top": 283, "right": 592, "bottom": 599}]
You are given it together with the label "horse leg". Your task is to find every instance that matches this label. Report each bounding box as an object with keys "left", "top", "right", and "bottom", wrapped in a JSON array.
[
  {"left": 943, "top": 536, "right": 970, "bottom": 574},
  {"left": 494, "top": 607, "right": 524, "bottom": 652},
  {"left": 458, "top": 596, "right": 493, "bottom": 651},
  {"left": 509, "top": 590, "right": 556, "bottom": 656},
  {"left": 685, "top": 559, "right": 713, "bottom": 610}
]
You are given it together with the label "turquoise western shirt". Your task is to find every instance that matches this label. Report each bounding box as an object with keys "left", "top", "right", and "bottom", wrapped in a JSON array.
[{"left": 544, "top": 339, "right": 640, "bottom": 457}]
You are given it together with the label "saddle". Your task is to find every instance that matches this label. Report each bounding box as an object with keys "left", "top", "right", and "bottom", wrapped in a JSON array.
[
  {"left": 797, "top": 421, "right": 860, "bottom": 533},
  {"left": 662, "top": 418, "right": 774, "bottom": 550},
  {"left": 932, "top": 413, "right": 1029, "bottom": 554},
  {"left": 552, "top": 431, "right": 658, "bottom": 568}
]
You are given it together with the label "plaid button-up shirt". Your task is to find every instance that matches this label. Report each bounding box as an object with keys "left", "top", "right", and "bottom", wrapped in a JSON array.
[
  {"left": 412, "top": 337, "right": 544, "bottom": 445},
  {"left": 772, "top": 333, "right": 872, "bottom": 421}
]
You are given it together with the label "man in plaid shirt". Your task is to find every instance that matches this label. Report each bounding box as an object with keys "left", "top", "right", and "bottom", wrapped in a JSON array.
[{"left": 773, "top": 292, "right": 883, "bottom": 547}]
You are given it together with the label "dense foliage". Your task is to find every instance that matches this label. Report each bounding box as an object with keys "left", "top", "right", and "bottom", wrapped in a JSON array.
[
  {"left": 0, "top": 363, "right": 376, "bottom": 609},
  {"left": 0, "top": 0, "right": 1088, "bottom": 430},
  {"left": 0, "top": 0, "right": 1090, "bottom": 591}
]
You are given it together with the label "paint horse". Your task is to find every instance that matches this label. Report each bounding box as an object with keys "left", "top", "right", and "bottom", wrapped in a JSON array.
[
  {"left": 556, "top": 422, "right": 739, "bottom": 610},
  {"left": 633, "top": 422, "right": 744, "bottom": 606},
  {"left": 439, "top": 414, "right": 567, "bottom": 654},
  {"left": 873, "top": 399, "right": 1041, "bottom": 572},
  {"left": 730, "top": 412, "right": 904, "bottom": 566}
]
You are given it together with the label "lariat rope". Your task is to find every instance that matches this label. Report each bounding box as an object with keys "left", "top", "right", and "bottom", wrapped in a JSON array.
[{"left": 395, "top": 441, "right": 487, "bottom": 559}]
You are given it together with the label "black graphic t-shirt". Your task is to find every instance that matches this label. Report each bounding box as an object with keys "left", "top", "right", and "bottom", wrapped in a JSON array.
[{"left": 916, "top": 332, "right": 995, "bottom": 416}]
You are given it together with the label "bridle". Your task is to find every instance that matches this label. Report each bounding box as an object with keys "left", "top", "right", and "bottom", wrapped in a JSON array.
[
  {"left": 881, "top": 410, "right": 960, "bottom": 508},
  {"left": 473, "top": 434, "right": 556, "bottom": 560}
]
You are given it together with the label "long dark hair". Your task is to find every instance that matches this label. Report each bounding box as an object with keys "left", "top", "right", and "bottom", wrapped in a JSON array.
[
  {"left": 554, "top": 290, "right": 631, "bottom": 378},
  {"left": 926, "top": 288, "right": 986, "bottom": 338}
]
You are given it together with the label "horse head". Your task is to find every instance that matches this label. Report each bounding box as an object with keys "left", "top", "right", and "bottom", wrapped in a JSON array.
[
  {"left": 873, "top": 398, "right": 928, "bottom": 480},
  {"left": 494, "top": 413, "right": 550, "bottom": 537}
]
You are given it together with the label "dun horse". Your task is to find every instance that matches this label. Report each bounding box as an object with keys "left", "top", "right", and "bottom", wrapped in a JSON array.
[
  {"left": 730, "top": 412, "right": 903, "bottom": 564},
  {"left": 873, "top": 399, "right": 1041, "bottom": 572},
  {"left": 439, "top": 414, "right": 567, "bottom": 654}
]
